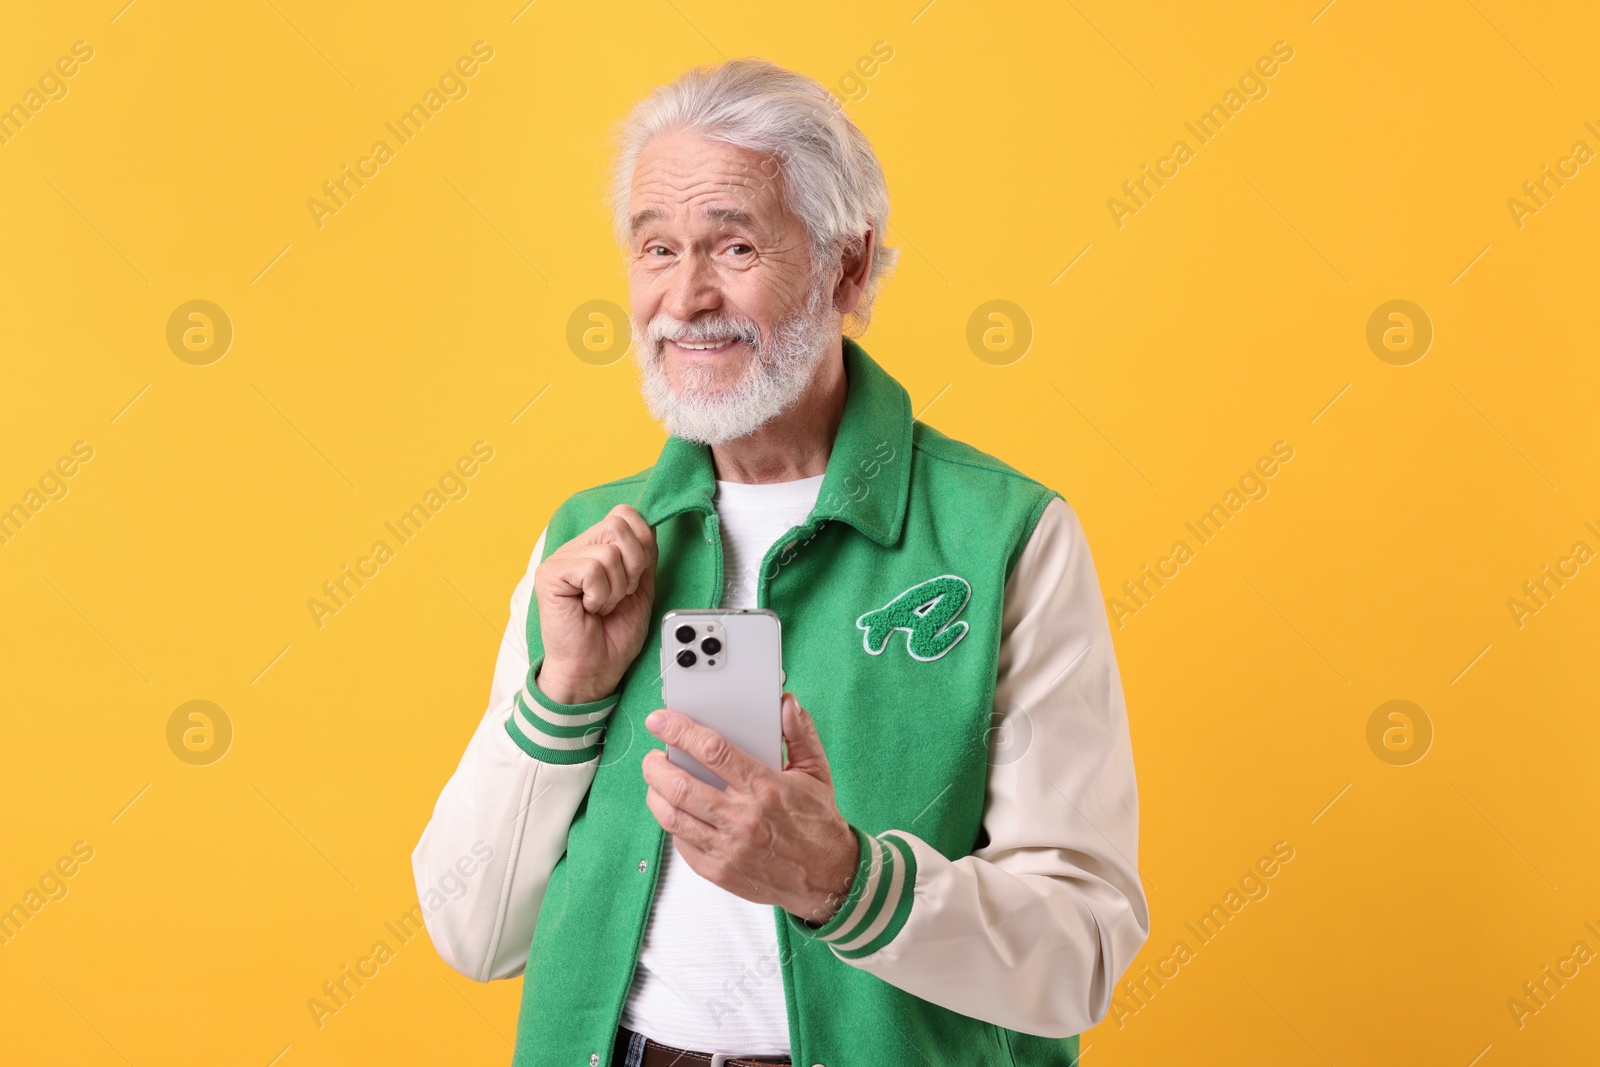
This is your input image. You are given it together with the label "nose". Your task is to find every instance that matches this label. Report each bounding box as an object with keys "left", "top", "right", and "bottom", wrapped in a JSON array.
[{"left": 660, "top": 250, "right": 722, "bottom": 324}]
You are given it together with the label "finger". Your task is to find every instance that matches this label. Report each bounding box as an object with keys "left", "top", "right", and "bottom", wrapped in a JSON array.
[
  {"left": 643, "top": 782, "right": 720, "bottom": 845},
  {"left": 586, "top": 515, "right": 650, "bottom": 596},
  {"left": 640, "top": 747, "right": 732, "bottom": 826},
  {"left": 646, "top": 709, "right": 760, "bottom": 792},
  {"left": 607, "top": 504, "right": 659, "bottom": 564},
  {"left": 780, "top": 693, "right": 832, "bottom": 784},
  {"left": 634, "top": 552, "right": 657, "bottom": 602},
  {"left": 571, "top": 543, "right": 628, "bottom": 614},
  {"left": 543, "top": 554, "right": 615, "bottom": 615}
]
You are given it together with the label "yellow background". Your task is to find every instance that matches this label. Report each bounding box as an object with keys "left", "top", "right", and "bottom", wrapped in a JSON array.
[{"left": 2, "top": 0, "right": 1596, "bottom": 1063}]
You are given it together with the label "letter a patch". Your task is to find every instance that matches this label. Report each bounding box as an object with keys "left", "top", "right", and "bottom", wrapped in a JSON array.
[{"left": 856, "top": 575, "right": 972, "bottom": 661}]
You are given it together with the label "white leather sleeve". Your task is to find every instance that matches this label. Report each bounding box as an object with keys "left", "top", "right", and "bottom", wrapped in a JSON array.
[
  {"left": 410, "top": 527, "right": 605, "bottom": 981},
  {"left": 831, "top": 497, "right": 1151, "bottom": 1037}
]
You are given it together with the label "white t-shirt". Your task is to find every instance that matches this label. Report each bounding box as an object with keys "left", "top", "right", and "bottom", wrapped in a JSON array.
[{"left": 618, "top": 473, "right": 824, "bottom": 1053}]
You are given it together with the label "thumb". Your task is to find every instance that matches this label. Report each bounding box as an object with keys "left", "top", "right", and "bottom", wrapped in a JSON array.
[{"left": 781, "top": 693, "right": 831, "bottom": 783}]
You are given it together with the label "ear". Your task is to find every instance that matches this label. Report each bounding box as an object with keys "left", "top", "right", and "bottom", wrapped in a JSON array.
[{"left": 832, "top": 230, "right": 875, "bottom": 316}]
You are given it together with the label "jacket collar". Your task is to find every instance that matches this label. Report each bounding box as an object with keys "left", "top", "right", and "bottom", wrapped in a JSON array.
[{"left": 634, "top": 337, "right": 913, "bottom": 547}]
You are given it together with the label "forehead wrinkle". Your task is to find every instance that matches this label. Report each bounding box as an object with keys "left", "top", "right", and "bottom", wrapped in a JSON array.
[
  {"left": 633, "top": 168, "right": 767, "bottom": 211},
  {"left": 639, "top": 143, "right": 769, "bottom": 184},
  {"left": 628, "top": 141, "right": 809, "bottom": 253},
  {"left": 631, "top": 181, "right": 782, "bottom": 241},
  {"left": 632, "top": 146, "right": 776, "bottom": 215}
]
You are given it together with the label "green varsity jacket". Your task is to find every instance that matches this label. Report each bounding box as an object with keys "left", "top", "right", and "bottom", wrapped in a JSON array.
[{"left": 504, "top": 338, "right": 1077, "bottom": 1066}]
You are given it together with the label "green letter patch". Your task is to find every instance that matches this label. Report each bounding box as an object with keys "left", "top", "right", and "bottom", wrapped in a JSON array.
[{"left": 856, "top": 575, "right": 972, "bottom": 661}]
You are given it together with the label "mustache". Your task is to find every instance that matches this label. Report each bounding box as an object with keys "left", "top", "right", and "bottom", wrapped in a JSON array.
[{"left": 643, "top": 314, "right": 762, "bottom": 352}]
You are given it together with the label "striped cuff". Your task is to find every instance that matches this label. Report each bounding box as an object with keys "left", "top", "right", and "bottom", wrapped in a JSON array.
[
  {"left": 786, "top": 825, "right": 917, "bottom": 960},
  {"left": 503, "top": 670, "right": 618, "bottom": 765}
]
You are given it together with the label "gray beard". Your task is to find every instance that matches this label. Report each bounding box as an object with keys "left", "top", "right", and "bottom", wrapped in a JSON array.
[{"left": 631, "top": 269, "right": 837, "bottom": 446}]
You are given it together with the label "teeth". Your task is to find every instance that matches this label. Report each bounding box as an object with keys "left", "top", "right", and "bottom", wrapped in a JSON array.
[{"left": 675, "top": 339, "right": 735, "bottom": 351}]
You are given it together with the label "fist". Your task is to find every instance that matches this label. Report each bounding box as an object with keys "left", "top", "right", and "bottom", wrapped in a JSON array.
[{"left": 534, "top": 504, "right": 657, "bottom": 704}]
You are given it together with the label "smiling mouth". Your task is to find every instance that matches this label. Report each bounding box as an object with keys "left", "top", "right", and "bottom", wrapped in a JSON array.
[{"left": 668, "top": 338, "right": 744, "bottom": 354}]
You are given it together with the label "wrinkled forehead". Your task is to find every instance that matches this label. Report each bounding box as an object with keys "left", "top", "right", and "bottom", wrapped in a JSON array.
[{"left": 628, "top": 133, "right": 789, "bottom": 237}]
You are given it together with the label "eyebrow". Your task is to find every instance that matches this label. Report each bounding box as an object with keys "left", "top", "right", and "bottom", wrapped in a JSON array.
[
  {"left": 629, "top": 205, "right": 760, "bottom": 238},
  {"left": 628, "top": 208, "right": 663, "bottom": 236}
]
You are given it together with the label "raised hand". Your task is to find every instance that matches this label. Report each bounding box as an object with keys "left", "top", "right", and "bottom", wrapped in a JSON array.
[{"left": 533, "top": 504, "right": 658, "bottom": 704}]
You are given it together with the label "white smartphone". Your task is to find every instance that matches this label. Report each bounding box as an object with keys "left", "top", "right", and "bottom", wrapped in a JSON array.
[{"left": 659, "top": 608, "right": 784, "bottom": 790}]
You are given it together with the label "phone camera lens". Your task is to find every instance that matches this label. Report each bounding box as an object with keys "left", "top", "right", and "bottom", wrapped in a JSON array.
[
  {"left": 676, "top": 649, "right": 697, "bottom": 668},
  {"left": 675, "top": 625, "right": 696, "bottom": 643},
  {"left": 700, "top": 637, "right": 722, "bottom": 656}
]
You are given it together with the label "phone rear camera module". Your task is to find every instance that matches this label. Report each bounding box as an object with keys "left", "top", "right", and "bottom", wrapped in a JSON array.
[
  {"left": 676, "top": 649, "right": 697, "bottom": 668},
  {"left": 700, "top": 637, "right": 722, "bottom": 656},
  {"left": 675, "top": 624, "right": 696, "bottom": 644}
]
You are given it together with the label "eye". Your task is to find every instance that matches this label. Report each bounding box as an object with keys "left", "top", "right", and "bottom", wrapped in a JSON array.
[
  {"left": 645, "top": 245, "right": 672, "bottom": 257},
  {"left": 726, "top": 243, "right": 754, "bottom": 256}
]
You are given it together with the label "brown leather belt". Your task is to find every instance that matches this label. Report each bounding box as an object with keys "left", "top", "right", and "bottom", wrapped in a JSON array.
[{"left": 613, "top": 1025, "right": 792, "bottom": 1067}]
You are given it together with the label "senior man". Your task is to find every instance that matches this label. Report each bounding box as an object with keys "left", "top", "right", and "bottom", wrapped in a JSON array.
[{"left": 413, "top": 58, "right": 1148, "bottom": 1067}]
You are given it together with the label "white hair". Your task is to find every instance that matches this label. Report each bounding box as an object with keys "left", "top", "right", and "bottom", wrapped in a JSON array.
[{"left": 608, "top": 57, "right": 899, "bottom": 335}]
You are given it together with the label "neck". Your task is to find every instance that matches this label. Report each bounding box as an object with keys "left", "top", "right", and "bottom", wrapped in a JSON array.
[{"left": 710, "top": 339, "right": 848, "bottom": 483}]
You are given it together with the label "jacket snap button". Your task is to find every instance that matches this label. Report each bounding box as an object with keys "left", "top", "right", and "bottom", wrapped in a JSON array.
[
  {"left": 638, "top": 858, "right": 648, "bottom": 873},
  {"left": 589, "top": 1055, "right": 599, "bottom": 1066}
]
